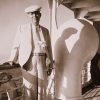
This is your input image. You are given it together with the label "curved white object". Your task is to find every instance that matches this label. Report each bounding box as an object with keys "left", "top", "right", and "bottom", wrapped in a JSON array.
[{"left": 54, "top": 18, "right": 99, "bottom": 100}]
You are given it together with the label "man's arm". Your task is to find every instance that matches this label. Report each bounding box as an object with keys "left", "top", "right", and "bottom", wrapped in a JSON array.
[
  {"left": 46, "top": 29, "right": 53, "bottom": 75},
  {"left": 8, "top": 26, "right": 21, "bottom": 64}
]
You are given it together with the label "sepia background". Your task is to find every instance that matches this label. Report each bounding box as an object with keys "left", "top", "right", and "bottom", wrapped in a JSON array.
[{"left": 0, "top": 0, "right": 74, "bottom": 63}]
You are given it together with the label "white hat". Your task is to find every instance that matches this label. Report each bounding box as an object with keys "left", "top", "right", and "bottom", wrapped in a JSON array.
[{"left": 24, "top": 5, "right": 41, "bottom": 13}]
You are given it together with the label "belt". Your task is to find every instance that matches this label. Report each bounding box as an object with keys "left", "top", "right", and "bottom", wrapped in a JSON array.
[{"left": 31, "top": 53, "right": 46, "bottom": 56}]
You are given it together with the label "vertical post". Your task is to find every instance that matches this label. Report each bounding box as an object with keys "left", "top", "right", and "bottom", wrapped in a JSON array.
[
  {"left": 48, "top": 0, "right": 58, "bottom": 35},
  {"left": 48, "top": 0, "right": 58, "bottom": 58},
  {"left": 48, "top": 0, "right": 58, "bottom": 99}
]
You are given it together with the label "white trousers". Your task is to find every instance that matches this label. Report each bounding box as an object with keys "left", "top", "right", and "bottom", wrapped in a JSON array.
[{"left": 22, "top": 54, "right": 48, "bottom": 100}]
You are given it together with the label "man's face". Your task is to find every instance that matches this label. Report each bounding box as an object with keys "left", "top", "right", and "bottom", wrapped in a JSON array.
[{"left": 27, "top": 11, "right": 41, "bottom": 25}]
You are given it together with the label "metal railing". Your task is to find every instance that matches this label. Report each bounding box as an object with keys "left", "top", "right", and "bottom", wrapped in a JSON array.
[
  {"left": 0, "top": 63, "right": 24, "bottom": 100},
  {"left": 0, "top": 61, "right": 99, "bottom": 100}
]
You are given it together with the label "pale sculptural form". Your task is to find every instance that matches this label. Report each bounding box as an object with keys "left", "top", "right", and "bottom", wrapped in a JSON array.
[{"left": 54, "top": 18, "right": 99, "bottom": 100}]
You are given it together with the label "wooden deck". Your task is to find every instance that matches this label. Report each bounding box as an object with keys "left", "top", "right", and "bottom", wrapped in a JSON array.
[
  {"left": 0, "top": 65, "right": 23, "bottom": 100},
  {"left": 0, "top": 64, "right": 100, "bottom": 100}
]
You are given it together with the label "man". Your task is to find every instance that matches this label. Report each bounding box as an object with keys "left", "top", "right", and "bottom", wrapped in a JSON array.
[{"left": 8, "top": 5, "right": 53, "bottom": 100}]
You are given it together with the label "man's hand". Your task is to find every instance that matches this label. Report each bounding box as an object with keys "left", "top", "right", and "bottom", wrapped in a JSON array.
[
  {"left": 47, "top": 67, "right": 53, "bottom": 76},
  {"left": 47, "top": 60, "right": 55, "bottom": 76},
  {"left": 3, "top": 61, "right": 14, "bottom": 66}
]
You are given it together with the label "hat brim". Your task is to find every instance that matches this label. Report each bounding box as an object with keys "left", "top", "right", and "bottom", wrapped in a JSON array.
[{"left": 24, "top": 5, "right": 41, "bottom": 13}]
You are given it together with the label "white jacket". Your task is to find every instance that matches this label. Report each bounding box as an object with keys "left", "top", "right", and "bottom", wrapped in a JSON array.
[{"left": 9, "top": 23, "right": 53, "bottom": 67}]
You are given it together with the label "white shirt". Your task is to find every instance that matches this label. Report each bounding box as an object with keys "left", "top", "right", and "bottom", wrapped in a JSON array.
[{"left": 31, "top": 24, "right": 47, "bottom": 54}]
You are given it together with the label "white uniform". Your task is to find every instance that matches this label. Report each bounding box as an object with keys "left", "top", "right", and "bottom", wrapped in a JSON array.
[{"left": 9, "top": 23, "right": 53, "bottom": 100}]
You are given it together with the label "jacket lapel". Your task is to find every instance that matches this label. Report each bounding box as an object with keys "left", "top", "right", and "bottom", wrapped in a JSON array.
[{"left": 40, "top": 26, "right": 46, "bottom": 42}]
